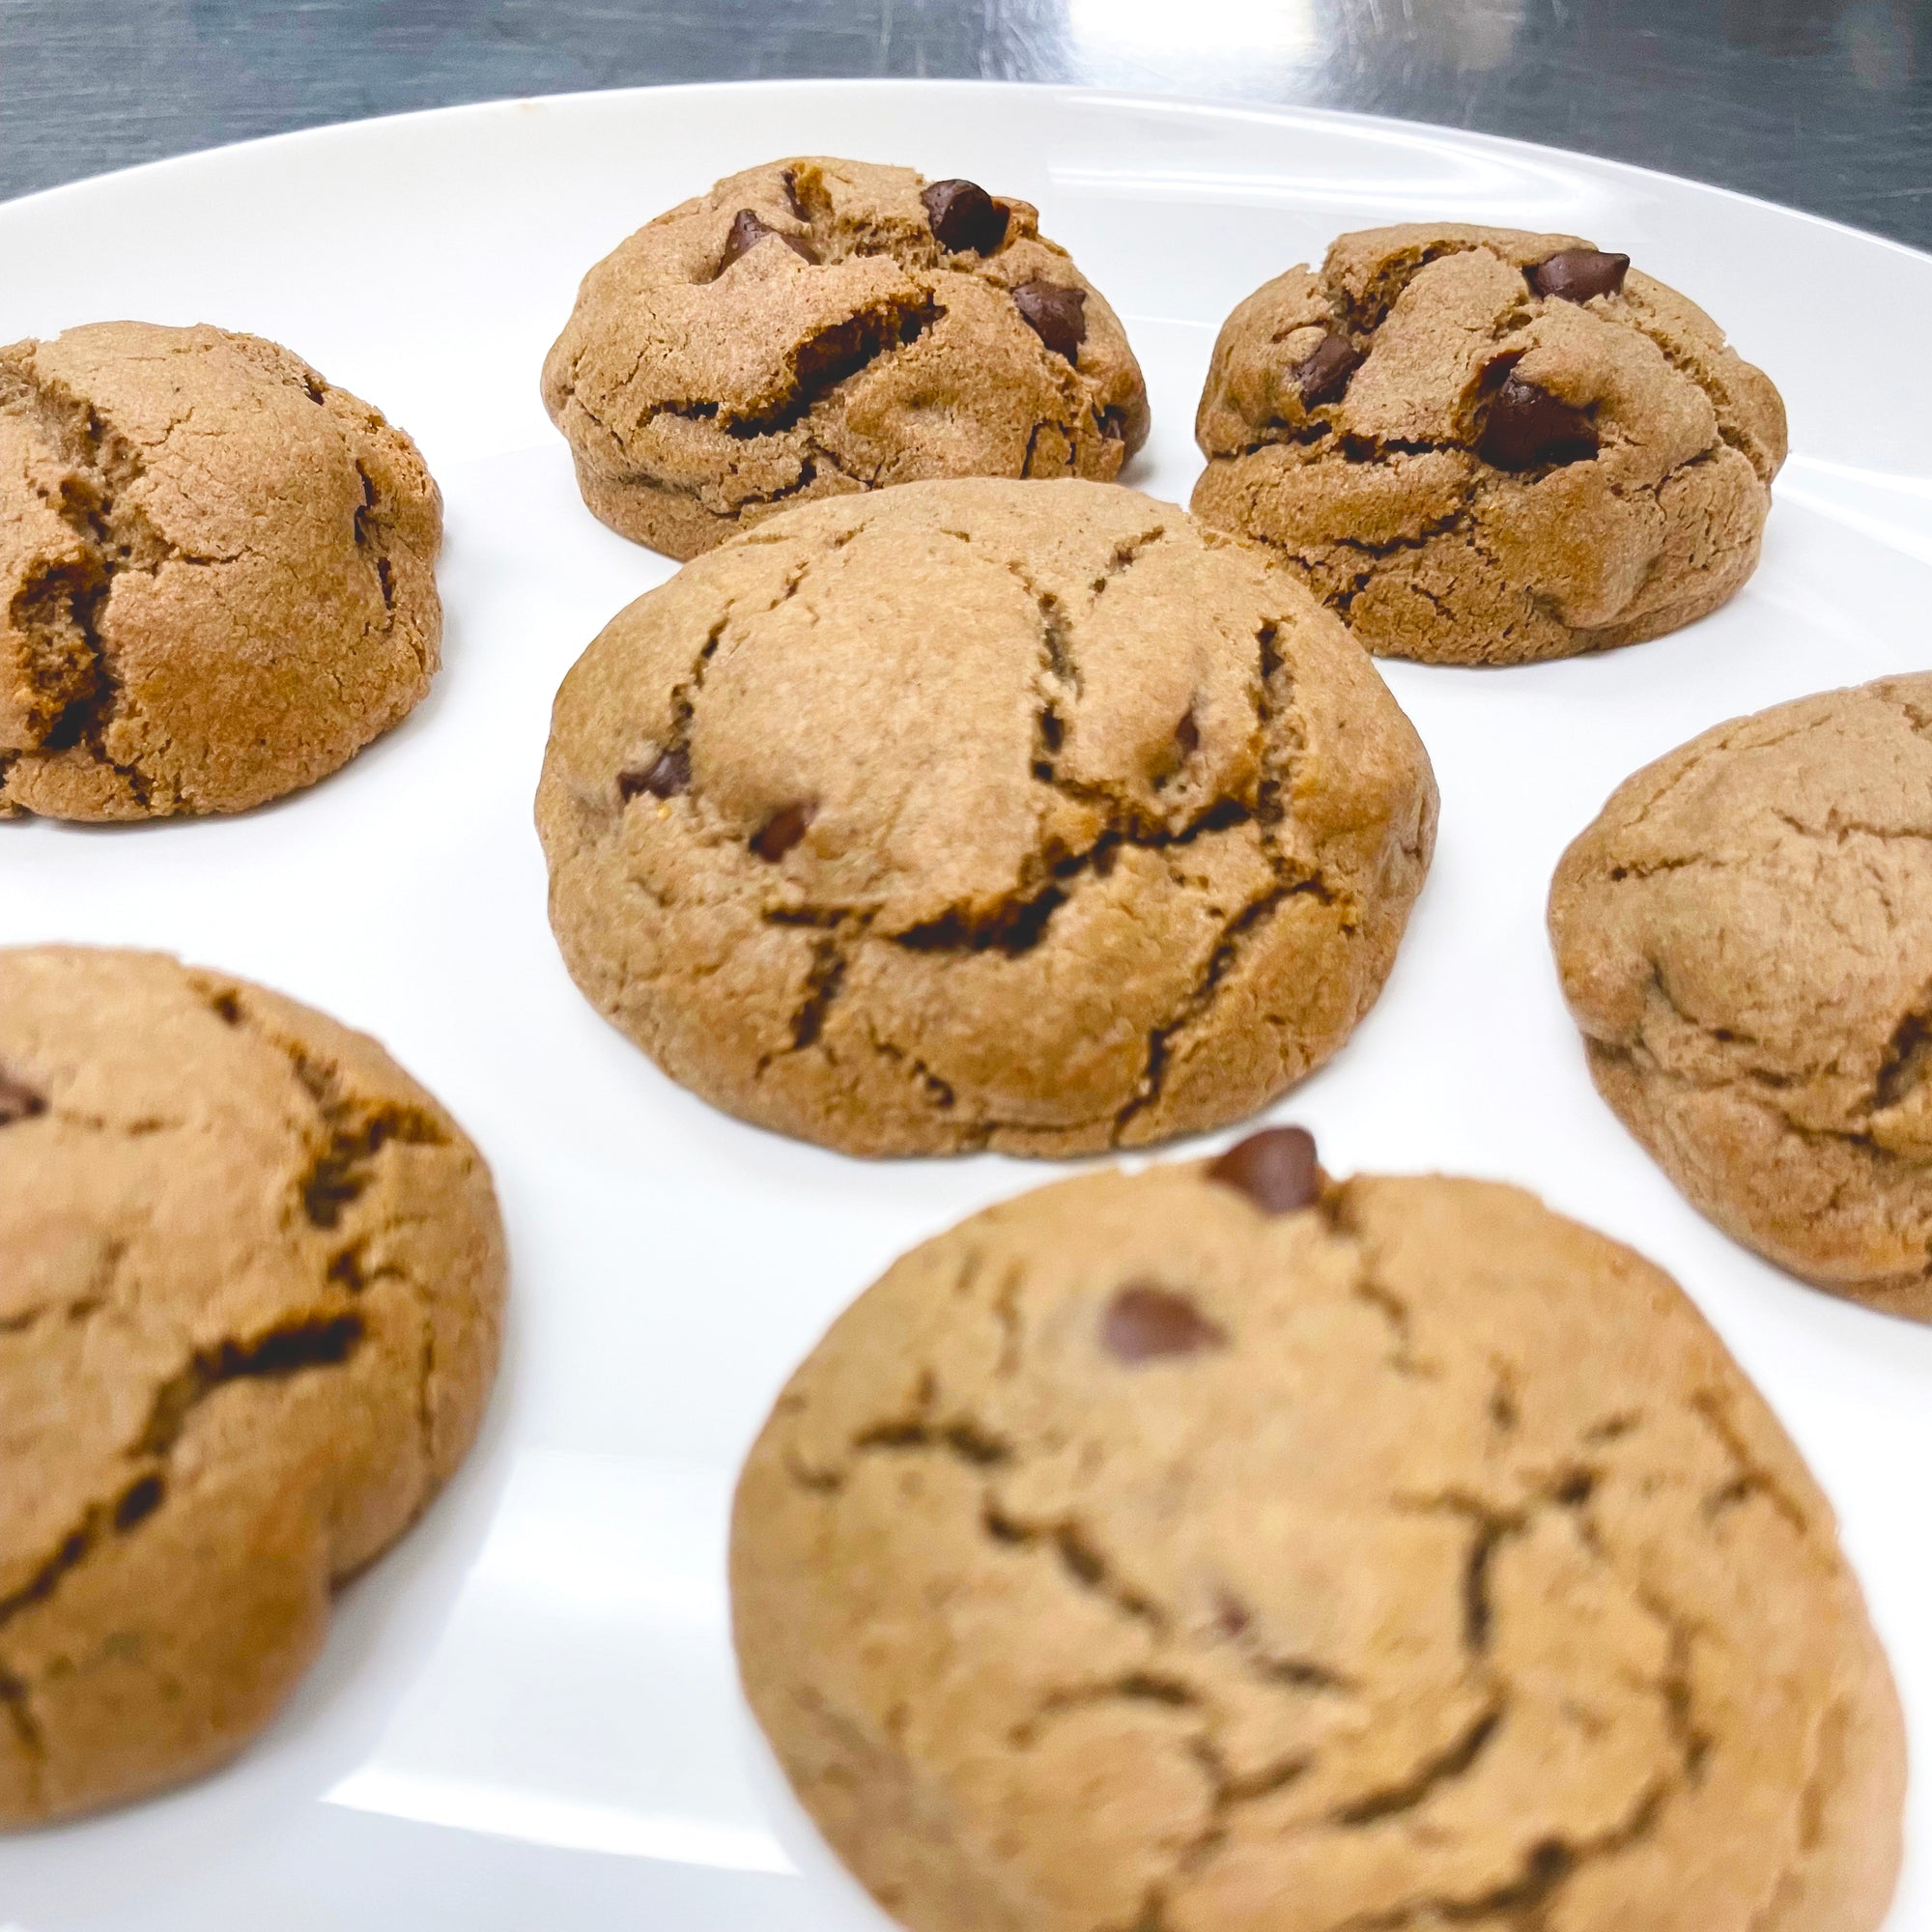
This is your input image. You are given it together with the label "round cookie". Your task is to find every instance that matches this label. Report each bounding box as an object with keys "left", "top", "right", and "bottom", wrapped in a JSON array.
[
  {"left": 732, "top": 1130, "right": 1904, "bottom": 1932},
  {"left": 535, "top": 477, "right": 1436, "bottom": 1157},
  {"left": 1190, "top": 224, "right": 1786, "bottom": 666},
  {"left": 541, "top": 156, "right": 1151, "bottom": 560},
  {"left": 1, "top": 322, "right": 441, "bottom": 819},
  {"left": 1551, "top": 673, "right": 1932, "bottom": 1320},
  {"left": 0, "top": 946, "right": 505, "bottom": 1826}
]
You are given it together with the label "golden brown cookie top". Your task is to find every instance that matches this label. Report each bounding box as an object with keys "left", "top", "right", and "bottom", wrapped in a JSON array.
[
  {"left": 536, "top": 477, "right": 1435, "bottom": 1155},
  {"left": 733, "top": 1148, "right": 1903, "bottom": 1932},
  {"left": 1197, "top": 222, "right": 1784, "bottom": 486},
  {"left": 541, "top": 156, "right": 1151, "bottom": 558},
  {"left": 1550, "top": 673, "right": 1932, "bottom": 1311},
  {"left": 0, "top": 946, "right": 504, "bottom": 1825},
  {"left": 0, "top": 321, "right": 440, "bottom": 820}
]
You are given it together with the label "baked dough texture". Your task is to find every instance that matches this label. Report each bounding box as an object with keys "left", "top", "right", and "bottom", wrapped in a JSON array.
[
  {"left": 1551, "top": 673, "right": 1932, "bottom": 1320},
  {"left": 0, "top": 946, "right": 505, "bottom": 1826},
  {"left": 0, "top": 322, "right": 441, "bottom": 819},
  {"left": 535, "top": 478, "right": 1436, "bottom": 1156},
  {"left": 732, "top": 1151, "right": 1904, "bottom": 1932},
  {"left": 541, "top": 156, "right": 1151, "bottom": 560},
  {"left": 1190, "top": 224, "right": 1786, "bottom": 666}
]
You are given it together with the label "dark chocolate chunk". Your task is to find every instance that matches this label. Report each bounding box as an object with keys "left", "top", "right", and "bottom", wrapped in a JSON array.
[
  {"left": 618, "top": 748, "right": 691, "bottom": 803},
  {"left": 0, "top": 1069, "right": 45, "bottom": 1126},
  {"left": 1011, "top": 281, "right": 1087, "bottom": 362},
  {"left": 1477, "top": 370, "right": 1598, "bottom": 471},
  {"left": 1101, "top": 1284, "right": 1228, "bottom": 1363},
  {"left": 752, "top": 802, "right": 814, "bottom": 862},
  {"left": 1294, "top": 332, "right": 1362, "bottom": 407},
  {"left": 1528, "top": 248, "right": 1630, "bottom": 302},
  {"left": 718, "top": 208, "right": 815, "bottom": 275},
  {"left": 922, "top": 178, "right": 1010, "bottom": 255},
  {"left": 1207, "top": 1126, "right": 1320, "bottom": 1214}
]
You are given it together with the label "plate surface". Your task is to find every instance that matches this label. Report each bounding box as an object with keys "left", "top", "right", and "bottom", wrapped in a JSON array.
[{"left": 2, "top": 79, "right": 1930, "bottom": 1932}]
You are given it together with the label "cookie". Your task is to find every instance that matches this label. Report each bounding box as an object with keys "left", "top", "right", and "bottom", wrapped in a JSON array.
[
  {"left": 0, "top": 946, "right": 505, "bottom": 1826},
  {"left": 1551, "top": 673, "right": 1932, "bottom": 1320},
  {"left": 732, "top": 1130, "right": 1904, "bottom": 1932},
  {"left": 541, "top": 156, "right": 1151, "bottom": 560},
  {"left": 1, "top": 322, "right": 441, "bottom": 819},
  {"left": 535, "top": 477, "right": 1435, "bottom": 1156},
  {"left": 1190, "top": 224, "right": 1786, "bottom": 666}
]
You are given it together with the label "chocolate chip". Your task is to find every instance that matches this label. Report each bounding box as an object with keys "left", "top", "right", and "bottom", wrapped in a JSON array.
[
  {"left": 1215, "top": 1594, "right": 1252, "bottom": 1638},
  {"left": 1011, "top": 281, "right": 1087, "bottom": 362},
  {"left": 1477, "top": 368, "right": 1598, "bottom": 471},
  {"left": 1101, "top": 1284, "right": 1228, "bottom": 1363},
  {"left": 1207, "top": 1126, "right": 1320, "bottom": 1214},
  {"left": 0, "top": 1069, "right": 45, "bottom": 1126},
  {"left": 752, "top": 802, "right": 813, "bottom": 862},
  {"left": 718, "top": 208, "right": 815, "bottom": 275},
  {"left": 922, "top": 178, "right": 1009, "bottom": 255},
  {"left": 1528, "top": 248, "right": 1630, "bottom": 302},
  {"left": 1294, "top": 332, "right": 1361, "bottom": 407},
  {"left": 618, "top": 748, "right": 690, "bottom": 803}
]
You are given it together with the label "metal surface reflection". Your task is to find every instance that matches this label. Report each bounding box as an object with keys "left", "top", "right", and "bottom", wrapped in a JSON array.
[
  {"left": 1, "top": 0, "right": 1928, "bottom": 247},
  {"left": 1065, "top": 0, "right": 1322, "bottom": 77}
]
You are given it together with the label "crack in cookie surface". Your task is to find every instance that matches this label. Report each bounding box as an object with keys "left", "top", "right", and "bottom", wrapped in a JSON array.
[
  {"left": 541, "top": 156, "right": 1151, "bottom": 559},
  {"left": 537, "top": 479, "right": 1435, "bottom": 1156},
  {"left": 2, "top": 361, "right": 165, "bottom": 808},
  {"left": 0, "top": 947, "right": 504, "bottom": 1825},
  {"left": 0, "top": 324, "right": 440, "bottom": 819},
  {"left": 738, "top": 1159, "right": 1901, "bottom": 1932},
  {"left": 733, "top": 1164, "right": 1899, "bottom": 1932},
  {"left": 1191, "top": 224, "right": 1786, "bottom": 666},
  {"left": 1551, "top": 673, "right": 1932, "bottom": 1316}
]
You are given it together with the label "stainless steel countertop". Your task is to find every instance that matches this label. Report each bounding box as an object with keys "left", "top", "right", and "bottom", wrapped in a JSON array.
[{"left": 2, "top": 0, "right": 1928, "bottom": 247}]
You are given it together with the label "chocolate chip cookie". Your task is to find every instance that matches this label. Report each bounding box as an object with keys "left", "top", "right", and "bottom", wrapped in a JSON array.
[
  {"left": 1551, "top": 673, "right": 1932, "bottom": 1320},
  {"left": 541, "top": 156, "right": 1151, "bottom": 560},
  {"left": 1, "top": 321, "right": 441, "bottom": 819},
  {"left": 732, "top": 1130, "right": 1904, "bottom": 1932},
  {"left": 0, "top": 947, "right": 505, "bottom": 1825},
  {"left": 1191, "top": 224, "right": 1786, "bottom": 666},
  {"left": 535, "top": 477, "right": 1435, "bottom": 1156}
]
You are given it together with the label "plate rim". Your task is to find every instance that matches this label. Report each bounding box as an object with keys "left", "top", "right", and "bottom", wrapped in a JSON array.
[{"left": 6, "top": 74, "right": 1930, "bottom": 275}]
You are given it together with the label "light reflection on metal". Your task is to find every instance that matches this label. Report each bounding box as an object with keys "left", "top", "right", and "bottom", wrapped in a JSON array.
[{"left": 1066, "top": 0, "right": 1320, "bottom": 61}]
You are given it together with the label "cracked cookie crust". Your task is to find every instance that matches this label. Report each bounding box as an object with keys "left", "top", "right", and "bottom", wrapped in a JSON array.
[
  {"left": 0, "top": 946, "right": 505, "bottom": 1826},
  {"left": 1189, "top": 224, "right": 1787, "bottom": 667},
  {"left": 731, "top": 1142, "right": 1904, "bottom": 1932},
  {"left": 540, "top": 156, "right": 1151, "bottom": 561},
  {"left": 534, "top": 477, "right": 1436, "bottom": 1157},
  {"left": 1551, "top": 672, "right": 1932, "bottom": 1320},
  {"left": 1, "top": 322, "right": 441, "bottom": 819}
]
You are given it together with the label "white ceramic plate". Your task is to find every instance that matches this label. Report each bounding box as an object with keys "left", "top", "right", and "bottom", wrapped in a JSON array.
[{"left": 2, "top": 78, "right": 1929, "bottom": 1932}]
